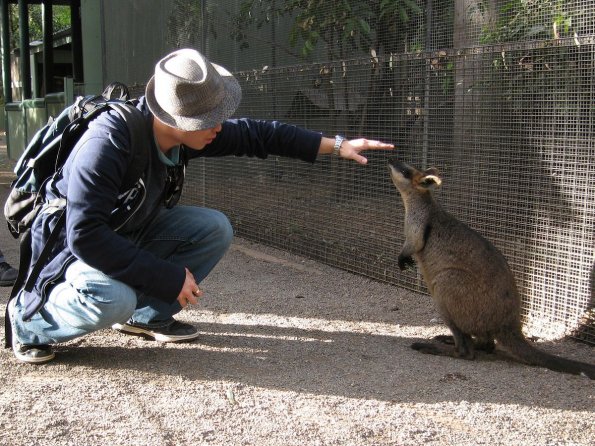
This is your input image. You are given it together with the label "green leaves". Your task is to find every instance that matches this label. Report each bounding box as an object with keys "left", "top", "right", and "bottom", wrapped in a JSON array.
[
  {"left": 379, "top": 0, "right": 423, "bottom": 21},
  {"left": 478, "top": 0, "right": 576, "bottom": 44},
  {"left": 234, "top": 0, "right": 422, "bottom": 58},
  {"left": 8, "top": 4, "right": 71, "bottom": 49}
]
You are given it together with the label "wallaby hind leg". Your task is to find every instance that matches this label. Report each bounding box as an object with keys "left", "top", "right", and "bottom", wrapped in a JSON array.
[
  {"left": 412, "top": 327, "right": 475, "bottom": 360},
  {"left": 474, "top": 336, "right": 496, "bottom": 353},
  {"left": 444, "top": 323, "right": 475, "bottom": 359}
]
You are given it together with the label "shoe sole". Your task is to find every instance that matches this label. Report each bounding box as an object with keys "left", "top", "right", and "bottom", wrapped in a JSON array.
[
  {"left": 13, "top": 348, "right": 56, "bottom": 364},
  {"left": 112, "top": 323, "right": 199, "bottom": 342}
]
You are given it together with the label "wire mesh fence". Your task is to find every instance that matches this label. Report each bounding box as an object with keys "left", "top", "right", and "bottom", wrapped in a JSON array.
[{"left": 160, "top": 0, "right": 594, "bottom": 343}]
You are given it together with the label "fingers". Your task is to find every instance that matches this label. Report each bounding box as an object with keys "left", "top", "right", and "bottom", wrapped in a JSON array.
[
  {"left": 347, "top": 138, "right": 394, "bottom": 150},
  {"left": 190, "top": 287, "right": 203, "bottom": 302},
  {"left": 352, "top": 154, "right": 368, "bottom": 165},
  {"left": 365, "top": 139, "right": 394, "bottom": 150},
  {"left": 340, "top": 139, "right": 393, "bottom": 164},
  {"left": 178, "top": 287, "right": 202, "bottom": 308},
  {"left": 187, "top": 289, "right": 199, "bottom": 305},
  {"left": 178, "top": 268, "right": 204, "bottom": 308},
  {"left": 187, "top": 287, "right": 203, "bottom": 305}
]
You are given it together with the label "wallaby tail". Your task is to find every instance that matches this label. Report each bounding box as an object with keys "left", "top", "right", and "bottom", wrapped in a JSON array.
[{"left": 497, "top": 330, "right": 595, "bottom": 380}]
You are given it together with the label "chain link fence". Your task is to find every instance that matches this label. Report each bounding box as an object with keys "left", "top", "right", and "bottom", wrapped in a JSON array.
[{"left": 159, "top": 0, "right": 594, "bottom": 343}]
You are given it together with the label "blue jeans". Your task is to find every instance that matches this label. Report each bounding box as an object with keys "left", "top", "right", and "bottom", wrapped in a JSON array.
[{"left": 10, "top": 206, "right": 233, "bottom": 345}]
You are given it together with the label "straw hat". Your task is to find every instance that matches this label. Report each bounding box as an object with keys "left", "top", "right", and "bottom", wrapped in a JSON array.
[{"left": 145, "top": 48, "right": 242, "bottom": 131}]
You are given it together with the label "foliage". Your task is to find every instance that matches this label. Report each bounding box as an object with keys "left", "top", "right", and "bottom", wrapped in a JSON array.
[
  {"left": 166, "top": 0, "right": 206, "bottom": 48},
  {"left": 232, "top": 0, "right": 423, "bottom": 59},
  {"left": 8, "top": 4, "right": 71, "bottom": 49},
  {"left": 477, "top": 0, "right": 574, "bottom": 44}
]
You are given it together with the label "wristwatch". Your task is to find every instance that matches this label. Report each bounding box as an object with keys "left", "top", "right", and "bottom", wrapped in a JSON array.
[{"left": 333, "top": 135, "right": 345, "bottom": 156}]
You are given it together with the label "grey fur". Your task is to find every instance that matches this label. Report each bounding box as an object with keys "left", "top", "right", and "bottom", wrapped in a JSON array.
[{"left": 388, "top": 158, "right": 595, "bottom": 379}]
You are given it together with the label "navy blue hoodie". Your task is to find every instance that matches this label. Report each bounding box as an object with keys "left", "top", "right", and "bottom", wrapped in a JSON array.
[{"left": 21, "top": 97, "right": 322, "bottom": 320}]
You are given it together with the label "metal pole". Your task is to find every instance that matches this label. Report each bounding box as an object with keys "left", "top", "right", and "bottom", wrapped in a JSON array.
[
  {"left": 422, "top": 0, "right": 433, "bottom": 169},
  {"left": 200, "top": 0, "right": 207, "bottom": 206},
  {"left": 271, "top": 0, "right": 276, "bottom": 117},
  {"left": 70, "top": 0, "right": 83, "bottom": 82},
  {"left": 200, "top": 0, "right": 206, "bottom": 52},
  {"left": 18, "top": 0, "right": 31, "bottom": 100},
  {"left": 42, "top": 0, "right": 54, "bottom": 95},
  {"left": 0, "top": 0, "right": 12, "bottom": 103}
]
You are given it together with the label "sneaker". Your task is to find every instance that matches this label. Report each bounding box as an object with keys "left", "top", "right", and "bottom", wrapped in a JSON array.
[
  {"left": 112, "top": 319, "right": 199, "bottom": 342},
  {"left": 8, "top": 300, "right": 55, "bottom": 364},
  {"left": 12, "top": 342, "right": 55, "bottom": 364},
  {"left": 0, "top": 262, "right": 18, "bottom": 286}
]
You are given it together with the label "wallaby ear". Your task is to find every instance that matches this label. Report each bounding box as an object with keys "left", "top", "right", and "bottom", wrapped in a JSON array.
[
  {"left": 419, "top": 171, "right": 442, "bottom": 189},
  {"left": 424, "top": 167, "right": 440, "bottom": 177}
]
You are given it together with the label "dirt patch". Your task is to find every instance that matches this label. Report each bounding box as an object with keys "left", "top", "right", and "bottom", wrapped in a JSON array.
[
  {"left": 0, "top": 137, "right": 593, "bottom": 445},
  {"left": 0, "top": 236, "right": 594, "bottom": 445}
]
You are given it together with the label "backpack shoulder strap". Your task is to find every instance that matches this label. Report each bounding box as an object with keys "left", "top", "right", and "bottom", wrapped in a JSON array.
[
  {"left": 60, "top": 99, "right": 150, "bottom": 189},
  {"left": 106, "top": 101, "right": 151, "bottom": 190}
]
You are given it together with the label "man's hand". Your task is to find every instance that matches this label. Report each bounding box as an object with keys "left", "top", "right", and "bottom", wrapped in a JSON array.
[
  {"left": 339, "top": 138, "right": 394, "bottom": 165},
  {"left": 319, "top": 136, "right": 394, "bottom": 165},
  {"left": 177, "top": 267, "right": 204, "bottom": 307}
]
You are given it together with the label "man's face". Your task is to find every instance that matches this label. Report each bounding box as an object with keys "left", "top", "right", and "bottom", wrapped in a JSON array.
[{"left": 179, "top": 124, "right": 222, "bottom": 150}]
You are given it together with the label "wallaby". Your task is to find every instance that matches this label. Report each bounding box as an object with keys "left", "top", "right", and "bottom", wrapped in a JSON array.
[{"left": 388, "top": 158, "right": 595, "bottom": 379}]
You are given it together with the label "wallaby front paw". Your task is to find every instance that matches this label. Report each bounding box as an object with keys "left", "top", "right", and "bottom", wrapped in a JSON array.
[{"left": 398, "top": 255, "right": 415, "bottom": 271}]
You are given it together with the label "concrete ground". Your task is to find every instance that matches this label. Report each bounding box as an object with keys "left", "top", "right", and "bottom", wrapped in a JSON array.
[{"left": 0, "top": 132, "right": 593, "bottom": 446}]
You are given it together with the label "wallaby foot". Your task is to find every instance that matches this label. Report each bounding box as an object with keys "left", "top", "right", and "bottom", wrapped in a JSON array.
[
  {"left": 447, "top": 327, "right": 476, "bottom": 359},
  {"left": 433, "top": 334, "right": 455, "bottom": 345},
  {"left": 411, "top": 330, "right": 475, "bottom": 359},
  {"left": 411, "top": 341, "right": 452, "bottom": 356},
  {"left": 474, "top": 337, "right": 496, "bottom": 353},
  {"left": 433, "top": 335, "right": 495, "bottom": 353},
  {"left": 411, "top": 340, "right": 476, "bottom": 360},
  {"left": 398, "top": 254, "right": 415, "bottom": 271}
]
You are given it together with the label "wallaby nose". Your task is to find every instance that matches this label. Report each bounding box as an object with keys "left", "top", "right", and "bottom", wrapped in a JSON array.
[
  {"left": 388, "top": 157, "right": 400, "bottom": 167},
  {"left": 388, "top": 157, "right": 408, "bottom": 170}
]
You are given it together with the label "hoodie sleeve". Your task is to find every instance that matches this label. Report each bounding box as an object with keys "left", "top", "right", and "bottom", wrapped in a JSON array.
[{"left": 188, "top": 118, "right": 322, "bottom": 163}]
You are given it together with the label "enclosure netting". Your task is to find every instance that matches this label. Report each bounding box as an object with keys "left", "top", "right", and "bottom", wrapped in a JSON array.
[{"left": 159, "top": 0, "right": 594, "bottom": 343}]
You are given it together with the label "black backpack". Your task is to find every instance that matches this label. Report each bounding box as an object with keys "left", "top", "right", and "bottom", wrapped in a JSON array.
[
  {"left": 4, "top": 82, "right": 150, "bottom": 348},
  {"left": 4, "top": 82, "right": 148, "bottom": 238}
]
